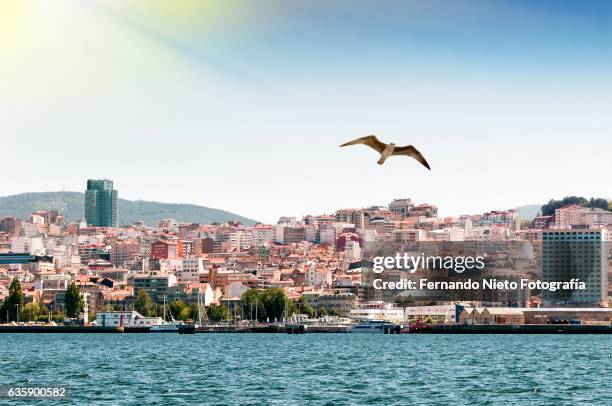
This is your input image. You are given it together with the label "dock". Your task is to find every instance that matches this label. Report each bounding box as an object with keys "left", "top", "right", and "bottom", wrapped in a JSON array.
[
  {"left": 416, "top": 324, "right": 612, "bottom": 334},
  {"left": 0, "top": 325, "right": 126, "bottom": 333}
]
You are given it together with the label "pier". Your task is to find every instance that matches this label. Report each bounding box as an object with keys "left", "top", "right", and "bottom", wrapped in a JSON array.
[
  {"left": 416, "top": 324, "right": 612, "bottom": 334},
  {"left": 0, "top": 325, "right": 125, "bottom": 333}
]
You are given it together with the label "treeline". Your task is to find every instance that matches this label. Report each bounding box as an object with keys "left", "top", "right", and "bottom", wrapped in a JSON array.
[
  {"left": 1, "top": 282, "right": 329, "bottom": 324},
  {"left": 128, "top": 289, "right": 210, "bottom": 321},
  {"left": 540, "top": 196, "right": 610, "bottom": 216},
  {"left": 130, "top": 287, "right": 323, "bottom": 323},
  {"left": 0, "top": 278, "right": 84, "bottom": 323}
]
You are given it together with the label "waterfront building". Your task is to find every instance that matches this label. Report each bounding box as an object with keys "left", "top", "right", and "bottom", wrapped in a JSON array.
[
  {"left": 459, "top": 307, "right": 525, "bottom": 325},
  {"left": 96, "top": 311, "right": 164, "bottom": 327},
  {"left": 85, "top": 179, "right": 118, "bottom": 227},
  {"left": 349, "top": 301, "right": 405, "bottom": 323},
  {"left": 317, "top": 292, "right": 357, "bottom": 317},
  {"left": 404, "top": 305, "right": 458, "bottom": 323},
  {"left": 457, "top": 306, "right": 612, "bottom": 325}
]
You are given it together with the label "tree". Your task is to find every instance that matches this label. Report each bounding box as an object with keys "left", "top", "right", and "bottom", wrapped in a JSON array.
[
  {"left": 541, "top": 196, "right": 611, "bottom": 216},
  {"left": 319, "top": 307, "right": 328, "bottom": 317},
  {"left": 260, "top": 288, "right": 290, "bottom": 321},
  {"left": 589, "top": 198, "right": 609, "bottom": 211},
  {"left": 65, "top": 282, "right": 84, "bottom": 318},
  {"left": 240, "top": 289, "right": 265, "bottom": 321},
  {"left": 21, "top": 302, "right": 40, "bottom": 322},
  {"left": 296, "top": 296, "right": 315, "bottom": 318},
  {"left": 187, "top": 303, "right": 201, "bottom": 321},
  {"left": 1, "top": 278, "right": 25, "bottom": 322},
  {"left": 208, "top": 305, "right": 230, "bottom": 321},
  {"left": 168, "top": 299, "right": 187, "bottom": 320},
  {"left": 134, "top": 289, "right": 155, "bottom": 317},
  {"left": 97, "top": 304, "right": 116, "bottom": 312},
  {"left": 178, "top": 306, "right": 192, "bottom": 322}
]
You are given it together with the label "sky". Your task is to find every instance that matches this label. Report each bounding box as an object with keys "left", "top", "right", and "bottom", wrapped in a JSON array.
[{"left": 1, "top": 0, "right": 611, "bottom": 223}]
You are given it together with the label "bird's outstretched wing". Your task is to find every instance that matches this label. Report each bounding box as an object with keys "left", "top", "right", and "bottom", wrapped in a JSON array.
[
  {"left": 392, "top": 145, "right": 431, "bottom": 170},
  {"left": 339, "top": 135, "right": 386, "bottom": 153}
]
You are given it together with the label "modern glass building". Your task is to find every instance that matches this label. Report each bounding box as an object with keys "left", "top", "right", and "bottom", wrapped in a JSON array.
[
  {"left": 541, "top": 229, "right": 608, "bottom": 306},
  {"left": 85, "top": 179, "right": 118, "bottom": 227}
]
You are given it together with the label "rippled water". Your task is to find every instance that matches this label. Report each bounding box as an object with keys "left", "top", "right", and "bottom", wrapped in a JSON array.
[{"left": 1, "top": 333, "right": 611, "bottom": 405}]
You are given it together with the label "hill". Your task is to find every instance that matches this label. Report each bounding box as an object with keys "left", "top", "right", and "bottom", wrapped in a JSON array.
[
  {"left": 514, "top": 204, "right": 542, "bottom": 221},
  {"left": 515, "top": 197, "right": 611, "bottom": 221},
  {"left": 0, "top": 192, "right": 257, "bottom": 226}
]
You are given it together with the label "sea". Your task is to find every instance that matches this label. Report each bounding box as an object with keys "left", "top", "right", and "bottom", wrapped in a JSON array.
[{"left": 1, "top": 333, "right": 610, "bottom": 405}]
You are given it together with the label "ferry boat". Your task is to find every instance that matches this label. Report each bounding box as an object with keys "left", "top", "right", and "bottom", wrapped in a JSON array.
[
  {"left": 150, "top": 321, "right": 181, "bottom": 333},
  {"left": 348, "top": 320, "right": 400, "bottom": 334}
]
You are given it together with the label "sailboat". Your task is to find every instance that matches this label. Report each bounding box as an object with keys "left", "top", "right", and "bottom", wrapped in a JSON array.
[
  {"left": 195, "top": 290, "right": 207, "bottom": 329},
  {"left": 150, "top": 295, "right": 193, "bottom": 333}
]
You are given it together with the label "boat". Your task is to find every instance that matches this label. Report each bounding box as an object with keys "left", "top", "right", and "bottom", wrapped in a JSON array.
[
  {"left": 150, "top": 321, "right": 182, "bottom": 333},
  {"left": 150, "top": 321, "right": 196, "bottom": 334},
  {"left": 348, "top": 319, "right": 400, "bottom": 334},
  {"left": 149, "top": 295, "right": 196, "bottom": 334}
]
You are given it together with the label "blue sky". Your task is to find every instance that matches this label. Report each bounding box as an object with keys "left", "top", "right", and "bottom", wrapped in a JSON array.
[{"left": 1, "top": 0, "right": 610, "bottom": 223}]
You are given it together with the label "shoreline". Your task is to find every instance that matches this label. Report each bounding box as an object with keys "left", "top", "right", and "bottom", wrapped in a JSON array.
[{"left": 0, "top": 324, "right": 610, "bottom": 334}]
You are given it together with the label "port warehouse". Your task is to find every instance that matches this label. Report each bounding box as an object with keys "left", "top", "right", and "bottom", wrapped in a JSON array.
[{"left": 404, "top": 304, "right": 612, "bottom": 325}]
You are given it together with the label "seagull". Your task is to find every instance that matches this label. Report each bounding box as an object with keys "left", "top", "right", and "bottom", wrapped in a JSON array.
[{"left": 340, "top": 135, "right": 431, "bottom": 169}]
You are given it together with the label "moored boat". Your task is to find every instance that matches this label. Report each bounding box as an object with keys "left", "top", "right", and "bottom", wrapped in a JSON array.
[{"left": 348, "top": 320, "right": 400, "bottom": 334}]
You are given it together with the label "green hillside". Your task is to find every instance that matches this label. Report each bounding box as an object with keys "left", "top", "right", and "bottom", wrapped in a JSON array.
[{"left": 0, "top": 192, "right": 257, "bottom": 226}]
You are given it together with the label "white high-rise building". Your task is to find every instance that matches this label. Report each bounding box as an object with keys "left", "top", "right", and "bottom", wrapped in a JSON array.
[
  {"left": 177, "top": 257, "right": 205, "bottom": 282},
  {"left": 554, "top": 205, "right": 581, "bottom": 229},
  {"left": 344, "top": 240, "right": 361, "bottom": 260},
  {"left": 11, "top": 237, "right": 45, "bottom": 255},
  {"left": 252, "top": 225, "right": 275, "bottom": 246},
  {"left": 319, "top": 227, "right": 336, "bottom": 245},
  {"left": 229, "top": 230, "right": 253, "bottom": 250}
]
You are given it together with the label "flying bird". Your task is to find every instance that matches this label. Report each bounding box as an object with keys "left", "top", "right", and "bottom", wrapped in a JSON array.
[{"left": 340, "top": 135, "right": 431, "bottom": 169}]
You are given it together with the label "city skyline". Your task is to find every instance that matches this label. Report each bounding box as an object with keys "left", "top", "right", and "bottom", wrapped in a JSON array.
[{"left": 1, "top": 0, "right": 611, "bottom": 223}]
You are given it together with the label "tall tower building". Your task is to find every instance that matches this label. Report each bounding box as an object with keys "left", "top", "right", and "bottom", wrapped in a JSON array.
[
  {"left": 541, "top": 228, "right": 608, "bottom": 306},
  {"left": 85, "top": 179, "right": 118, "bottom": 227}
]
